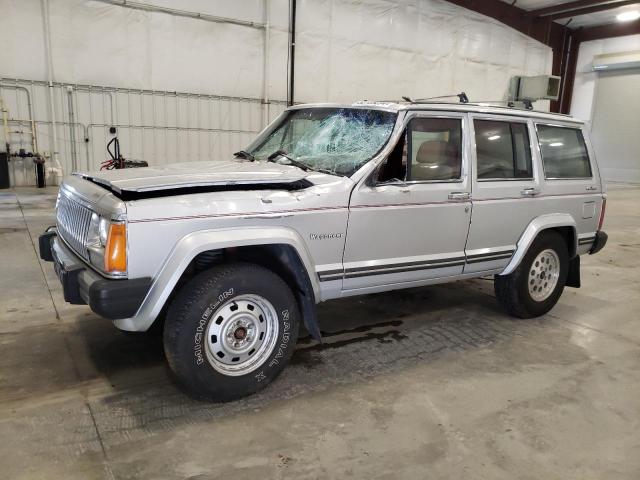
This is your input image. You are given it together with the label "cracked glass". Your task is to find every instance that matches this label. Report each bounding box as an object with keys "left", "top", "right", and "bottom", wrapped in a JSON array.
[{"left": 248, "top": 108, "right": 397, "bottom": 176}]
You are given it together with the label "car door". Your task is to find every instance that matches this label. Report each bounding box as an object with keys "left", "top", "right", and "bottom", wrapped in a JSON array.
[
  {"left": 464, "top": 114, "right": 541, "bottom": 274},
  {"left": 533, "top": 121, "right": 604, "bottom": 249},
  {"left": 342, "top": 111, "right": 472, "bottom": 294}
]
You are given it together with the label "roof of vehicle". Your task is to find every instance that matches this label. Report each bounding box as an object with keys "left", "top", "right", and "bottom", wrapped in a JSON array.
[{"left": 288, "top": 101, "right": 585, "bottom": 125}]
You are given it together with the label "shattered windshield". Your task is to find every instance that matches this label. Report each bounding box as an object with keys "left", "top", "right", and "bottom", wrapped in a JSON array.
[{"left": 248, "top": 108, "right": 397, "bottom": 176}]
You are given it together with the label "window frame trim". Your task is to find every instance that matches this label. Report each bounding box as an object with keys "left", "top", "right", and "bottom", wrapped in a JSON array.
[
  {"left": 471, "top": 116, "right": 535, "bottom": 182},
  {"left": 534, "top": 122, "right": 594, "bottom": 181}
]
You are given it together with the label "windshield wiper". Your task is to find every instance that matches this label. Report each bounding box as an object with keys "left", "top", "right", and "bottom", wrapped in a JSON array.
[
  {"left": 266, "top": 150, "right": 310, "bottom": 171},
  {"left": 233, "top": 150, "right": 255, "bottom": 161},
  {"left": 266, "top": 150, "right": 342, "bottom": 177}
]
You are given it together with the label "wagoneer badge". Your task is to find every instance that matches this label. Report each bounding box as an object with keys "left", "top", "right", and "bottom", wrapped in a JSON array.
[{"left": 310, "top": 233, "right": 344, "bottom": 240}]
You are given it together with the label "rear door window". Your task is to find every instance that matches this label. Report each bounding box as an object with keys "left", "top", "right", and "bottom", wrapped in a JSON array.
[
  {"left": 537, "top": 125, "right": 592, "bottom": 179},
  {"left": 474, "top": 120, "right": 533, "bottom": 180}
]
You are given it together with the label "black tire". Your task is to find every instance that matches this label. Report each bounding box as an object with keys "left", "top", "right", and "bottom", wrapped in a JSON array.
[
  {"left": 164, "top": 262, "right": 300, "bottom": 402},
  {"left": 494, "top": 230, "right": 569, "bottom": 318}
]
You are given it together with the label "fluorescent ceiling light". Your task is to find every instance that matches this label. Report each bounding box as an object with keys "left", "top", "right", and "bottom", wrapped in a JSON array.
[
  {"left": 488, "top": 135, "right": 501, "bottom": 141},
  {"left": 549, "top": 142, "right": 563, "bottom": 147},
  {"left": 617, "top": 11, "right": 640, "bottom": 22}
]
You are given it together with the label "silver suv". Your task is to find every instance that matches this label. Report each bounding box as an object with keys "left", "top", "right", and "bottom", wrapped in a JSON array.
[{"left": 39, "top": 102, "right": 608, "bottom": 401}]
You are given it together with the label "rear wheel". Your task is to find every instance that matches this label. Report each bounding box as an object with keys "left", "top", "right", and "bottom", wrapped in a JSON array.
[
  {"left": 164, "top": 263, "right": 299, "bottom": 402},
  {"left": 494, "top": 231, "right": 569, "bottom": 318}
]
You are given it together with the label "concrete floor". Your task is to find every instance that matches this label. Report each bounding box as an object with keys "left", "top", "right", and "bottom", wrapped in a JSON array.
[{"left": 0, "top": 185, "right": 639, "bottom": 480}]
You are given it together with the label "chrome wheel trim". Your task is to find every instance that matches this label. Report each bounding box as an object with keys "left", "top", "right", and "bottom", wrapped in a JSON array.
[
  {"left": 205, "top": 294, "right": 279, "bottom": 376},
  {"left": 528, "top": 249, "right": 561, "bottom": 302}
]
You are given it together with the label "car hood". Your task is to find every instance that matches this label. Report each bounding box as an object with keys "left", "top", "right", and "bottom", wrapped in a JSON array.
[{"left": 75, "top": 160, "right": 311, "bottom": 193}]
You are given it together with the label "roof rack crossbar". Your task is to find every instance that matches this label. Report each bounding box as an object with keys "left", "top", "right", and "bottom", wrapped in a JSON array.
[
  {"left": 409, "top": 92, "right": 469, "bottom": 104},
  {"left": 471, "top": 99, "right": 534, "bottom": 110}
]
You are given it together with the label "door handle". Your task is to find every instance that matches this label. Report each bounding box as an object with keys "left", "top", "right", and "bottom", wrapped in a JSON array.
[
  {"left": 586, "top": 186, "right": 597, "bottom": 191},
  {"left": 448, "top": 192, "right": 470, "bottom": 201},
  {"left": 521, "top": 188, "right": 540, "bottom": 197}
]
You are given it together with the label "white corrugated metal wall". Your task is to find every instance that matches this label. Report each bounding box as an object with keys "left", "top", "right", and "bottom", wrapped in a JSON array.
[
  {"left": 0, "top": 0, "right": 552, "bottom": 186},
  {"left": 0, "top": 79, "right": 287, "bottom": 186}
]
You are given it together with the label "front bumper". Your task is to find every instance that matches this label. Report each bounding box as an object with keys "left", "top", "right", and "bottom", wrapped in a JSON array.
[{"left": 39, "top": 228, "right": 152, "bottom": 320}]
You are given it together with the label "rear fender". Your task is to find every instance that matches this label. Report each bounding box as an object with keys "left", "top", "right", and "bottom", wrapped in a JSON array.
[{"left": 500, "top": 213, "right": 577, "bottom": 276}]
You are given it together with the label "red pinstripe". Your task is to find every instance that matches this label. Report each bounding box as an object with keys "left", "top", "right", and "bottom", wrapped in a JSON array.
[{"left": 128, "top": 192, "right": 598, "bottom": 223}]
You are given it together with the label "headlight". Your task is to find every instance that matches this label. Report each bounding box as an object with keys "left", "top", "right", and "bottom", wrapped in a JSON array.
[
  {"left": 87, "top": 215, "right": 111, "bottom": 247},
  {"left": 87, "top": 213, "right": 101, "bottom": 246},
  {"left": 98, "top": 217, "right": 110, "bottom": 246},
  {"left": 86, "top": 216, "right": 127, "bottom": 276}
]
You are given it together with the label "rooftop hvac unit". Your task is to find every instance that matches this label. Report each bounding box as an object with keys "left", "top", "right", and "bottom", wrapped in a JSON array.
[
  {"left": 513, "top": 75, "right": 561, "bottom": 102},
  {"left": 593, "top": 51, "right": 640, "bottom": 71}
]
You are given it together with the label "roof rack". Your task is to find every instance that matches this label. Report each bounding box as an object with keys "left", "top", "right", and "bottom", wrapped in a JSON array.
[
  {"left": 403, "top": 92, "right": 469, "bottom": 104},
  {"left": 472, "top": 99, "right": 534, "bottom": 110},
  {"left": 358, "top": 94, "right": 574, "bottom": 118},
  {"left": 401, "top": 92, "right": 539, "bottom": 111}
]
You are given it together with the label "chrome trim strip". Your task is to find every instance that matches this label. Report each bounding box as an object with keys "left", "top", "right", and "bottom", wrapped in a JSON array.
[
  {"left": 319, "top": 250, "right": 515, "bottom": 282},
  {"left": 344, "top": 260, "right": 465, "bottom": 279},
  {"left": 466, "top": 253, "right": 514, "bottom": 264},
  {"left": 578, "top": 237, "right": 596, "bottom": 245},
  {"left": 466, "top": 249, "right": 514, "bottom": 260}
]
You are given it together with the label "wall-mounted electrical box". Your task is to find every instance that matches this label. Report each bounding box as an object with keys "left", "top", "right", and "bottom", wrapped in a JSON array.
[{"left": 513, "top": 75, "right": 561, "bottom": 101}]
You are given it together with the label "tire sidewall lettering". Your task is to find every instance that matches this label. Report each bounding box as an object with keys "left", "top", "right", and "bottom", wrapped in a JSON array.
[
  {"left": 193, "top": 288, "right": 234, "bottom": 367},
  {"left": 192, "top": 288, "right": 294, "bottom": 378},
  {"left": 267, "top": 309, "right": 290, "bottom": 368}
]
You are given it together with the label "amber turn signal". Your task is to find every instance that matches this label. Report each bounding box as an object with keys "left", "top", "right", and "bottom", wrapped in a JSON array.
[{"left": 104, "top": 223, "right": 127, "bottom": 273}]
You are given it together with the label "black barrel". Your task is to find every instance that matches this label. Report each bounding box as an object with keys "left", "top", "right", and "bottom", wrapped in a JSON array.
[{"left": 0, "top": 152, "right": 9, "bottom": 189}]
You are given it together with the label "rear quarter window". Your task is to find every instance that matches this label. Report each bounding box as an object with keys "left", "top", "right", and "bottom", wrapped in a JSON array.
[{"left": 537, "top": 125, "right": 592, "bottom": 179}]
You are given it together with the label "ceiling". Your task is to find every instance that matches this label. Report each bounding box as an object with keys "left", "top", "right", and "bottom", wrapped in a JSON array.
[{"left": 501, "top": 0, "right": 640, "bottom": 28}]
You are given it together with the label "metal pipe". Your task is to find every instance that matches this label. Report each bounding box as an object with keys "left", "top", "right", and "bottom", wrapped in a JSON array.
[
  {"left": 42, "top": 0, "right": 62, "bottom": 174},
  {"left": 0, "top": 84, "right": 37, "bottom": 154},
  {"left": 9, "top": 119, "right": 87, "bottom": 136},
  {"left": 0, "top": 98, "right": 9, "bottom": 153},
  {"left": 287, "top": 0, "right": 296, "bottom": 107},
  {"left": 0, "top": 76, "right": 287, "bottom": 105},
  {"left": 66, "top": 86, "right": 78, "bottom": 171},
  {"left": 93, "top": 0, "right": 265, "bottom": 29},
  {"left": 262, "top": 0, "right": 271, "bottom": 127},
  {"left": 87, "top": 123, "right": 258, "bottom": 134},
  {"left": 104, "top": 90, "right": 115, "bottom": 126}
]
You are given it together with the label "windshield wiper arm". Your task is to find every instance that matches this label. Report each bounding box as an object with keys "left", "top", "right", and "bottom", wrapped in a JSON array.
[
  {"left": 266, "top": 150, "right": 342, "bottom": 176},
  {"left": 233, "top": 150, "right": 255, "bottom": 161},
  {"left": 266, "top": 150, "right": 310, "bottom": 171}
]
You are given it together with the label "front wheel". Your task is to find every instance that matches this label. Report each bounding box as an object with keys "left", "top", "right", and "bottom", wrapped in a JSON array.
[
  {"left": 494, "top": 230, "right": 569, "bottom": 318},
  {"left": 164, "top": 263, "right": 300, "bottom": 402}
]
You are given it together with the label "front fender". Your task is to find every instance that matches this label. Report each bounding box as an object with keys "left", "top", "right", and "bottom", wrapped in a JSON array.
[
  {"left": 114, "top": 226, "right": 319, "bottom": 331},
  {"left": 500, "top": 213, "right": 577, "bottom": 276}
]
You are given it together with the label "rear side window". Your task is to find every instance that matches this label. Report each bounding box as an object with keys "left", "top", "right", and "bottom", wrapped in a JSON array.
[
  {"left": 537, "top": 125, "right": 592, "bottom": 179},
  {"left": 474, "top": 120, "right": 533, "bottom": 180},
  {"left": 407, "top": 117, "right": 462, "bottom": 181}
]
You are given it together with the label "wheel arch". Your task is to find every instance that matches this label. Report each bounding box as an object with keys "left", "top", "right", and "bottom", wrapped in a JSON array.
[
  {"left": 500, "top": 213, "right": 577, "bottom": 276},
  {"left": 114, "top": 227, "right": 321, "bottom": 338}
]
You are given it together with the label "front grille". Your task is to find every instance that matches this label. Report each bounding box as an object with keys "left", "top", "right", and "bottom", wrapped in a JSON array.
[{"left": 56, "top": 192, "right": 93, "bottom": 260}]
